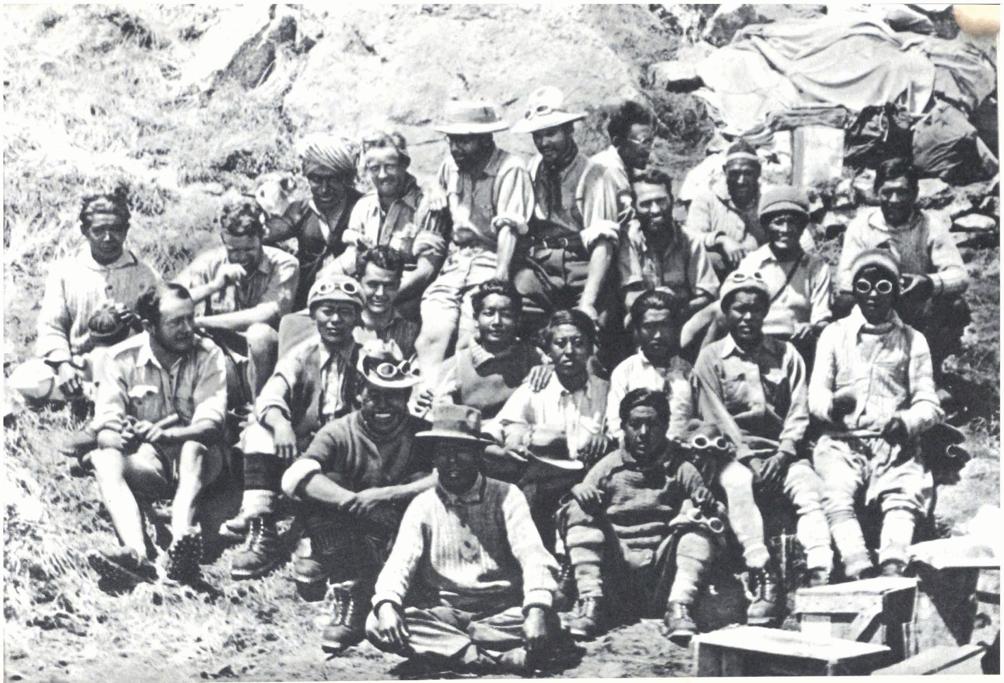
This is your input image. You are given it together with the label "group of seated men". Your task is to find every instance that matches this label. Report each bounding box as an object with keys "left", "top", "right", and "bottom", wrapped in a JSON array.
[{"left": 18, "top": 85, "right": 971, "bottom": 673}]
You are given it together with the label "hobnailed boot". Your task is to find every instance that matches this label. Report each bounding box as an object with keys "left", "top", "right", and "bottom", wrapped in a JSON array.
[
  {"left": 164, "top": 529, "right": 203, "bottom": 585},
  {"left": 664, "top": 601, "right": 697, "bottom": 645},
  {"left": 566, "top": 596, "right": 602, "bottom": 641},
  {"left": 321, "top": 584, "right": 369, "bottom": 654},
  {"left": 745, "top": 564, "right": 782, "bottom": 626},
  {"left": 88, "top": 547, "right": 158, "bottom": 588},
  {"left": 230, "top": 515, "right": 282, "bottom": 580}
]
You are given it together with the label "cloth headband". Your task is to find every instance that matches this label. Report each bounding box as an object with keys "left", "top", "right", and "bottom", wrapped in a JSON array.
[{"left": 725, "top": 151, "right": 761, "bottom": 165}]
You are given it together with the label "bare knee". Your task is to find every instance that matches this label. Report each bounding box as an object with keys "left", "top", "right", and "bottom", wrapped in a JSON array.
[
  {"left": 177, "top": 441, "right": 221, "bottom": 486},
  {"left": 90, "top": 448, "right": 127, "bottom": 482}
]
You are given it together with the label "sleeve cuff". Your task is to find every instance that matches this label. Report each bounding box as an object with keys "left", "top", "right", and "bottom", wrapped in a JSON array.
[
  {"left": 704, "top": 231, "right": 723, "bottom": 249},
  {"left": 494, "top": 213, "right": 530, "bottom": 236},
  {"left": 190, "top": 407, "right": 224, "bottom": 430},
  {"left": 281, "top": 458, "right": 322, "bottom": 500},
  {"left": 928, "top": 273, "right": 946, "bottom": 296},
  {"left": 580, "top": 220, "right": 620, "bottom": 249},
  {"left": 522, "top": 588, "right": 554, "bottom": 610}
]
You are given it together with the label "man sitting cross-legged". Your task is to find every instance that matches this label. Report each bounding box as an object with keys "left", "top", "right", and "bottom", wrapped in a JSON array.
[
  {"left": 366, "top": 403, "right": 570, "bottom": 675},
  {"left": 811, "top": 249, "right": 943, "bottom": 579},
  {"left": 560, "top": 389, "right": 720, "bottom": 644},
  {"left": 87, "top": 284, "right": 226, "bottom": 588},
  {"left": 225, "top": 274, "right": 365, "bottom": 581},
  {"left": 280, "top": 341, "right": 436, "bottom": 655},
  {"left": 694, "top": 270, "right": 834, "bottom": 624}
]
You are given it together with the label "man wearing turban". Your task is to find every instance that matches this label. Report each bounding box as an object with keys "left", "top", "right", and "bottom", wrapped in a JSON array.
[{"left": 263, "top": 134, "right": 363, "bottom": 308}]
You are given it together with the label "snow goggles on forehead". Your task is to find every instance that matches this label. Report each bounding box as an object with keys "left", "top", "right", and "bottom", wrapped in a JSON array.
[
  {"left": 363, "top": 357, "right": 416, "bottom": 381},
  {"left": 727, "top": 271, "right": 765, "bottom": 284},
  {"left": 853, "top": 278, "right": 895, "bottom": 295},
  {"left": 690, "top": 435, "right": 731, "bottom": 451},
  {"left": 313, "top": 279, "right": 360, "bottom": 296}
]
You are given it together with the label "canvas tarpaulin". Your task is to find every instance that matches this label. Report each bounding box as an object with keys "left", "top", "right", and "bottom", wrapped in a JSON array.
[{"left": 695, "top": 16, "right": 937, "bottom": 135}]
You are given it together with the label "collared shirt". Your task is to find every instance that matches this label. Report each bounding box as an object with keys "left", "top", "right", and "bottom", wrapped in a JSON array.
[
  {"left": 272, "top": 194, "right": 363, "bottom": 265},
  {"left": 35, "top": 247, "right": 161, "bottom": 362},
  {"left": 178, "top": 245, "right": 299, "bottom": 318},
  {"left": 353, "top": 312, "right": 420, "bottom": 358},
  {"left": 255, "top": 335, "right": 359, "bottom": 439},
  {"left": 606, "top": 352, "right": 695, "bottom": 441},
  {"left": 693, "top": 334, "right": 809, "bottom": 458},
  {"left": 736, "top": 244, "right": 832, "bottom": 337},
  {"left": 372, "top": 474, "right": 559, "bottom": 613},
  {"left": 434, "top": 339, "right": 545, "bottom": 420},
  {"left": 619, "top": 223, "right": 720, "bottom": 301},
  {"left": 93, "top": 331, "right": 226, "bottom": 433},
  {"left": 809, "top": 306, "right": 942, "bottom": 437},
  {"left": 684, "top": 178, "right": 763, "bottom": 251},
  {"left": 495, "top": 372, "right": 609, "bottom": 457},
  {"left": 436, "top": 146, "right": 534, "bottom": 252},
  {"left": 528, "top": 149, "right": 621, "bottom": 248},
  {"left": 836, "top": 208, "right": 968, "bottom": 296},
  {"left": 343, "top": 175, "right": 423, "bottom": 250}
]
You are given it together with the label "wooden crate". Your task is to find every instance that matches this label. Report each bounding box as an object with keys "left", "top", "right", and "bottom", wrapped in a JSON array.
[
  {"left": 692, "top": 625, "right": 892, "bottom": 676},
  {"left": 794, "top": 577, "right": 918, "bottom": 660},
  {"left": 873, "top": 644, "right": 986, "bottom": 675}
]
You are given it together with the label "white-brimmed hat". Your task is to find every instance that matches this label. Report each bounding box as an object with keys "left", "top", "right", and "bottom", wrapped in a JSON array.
[
  {"left": 511, "top": 86, "right": 587, "bottom": 134},
  {"left": 433, "top": 100, "right": 509, "bottom": 135}
]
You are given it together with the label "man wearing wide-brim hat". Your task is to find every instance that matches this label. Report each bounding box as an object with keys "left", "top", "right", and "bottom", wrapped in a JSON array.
[
  {"left": 280, "top": 339, "right": 435, "bottom": 655},
  {"left": 366, "top": 402, "right": 570, "bottom": 675},
  {"left": 510, "top": 86, "right": 622, "bottom": 334},
  {"left": 414, "top": 99, "right": 534, "bottom": 384}
]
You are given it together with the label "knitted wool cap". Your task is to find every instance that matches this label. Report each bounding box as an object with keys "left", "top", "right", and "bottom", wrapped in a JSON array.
[
  {"left": 758, "top": 185, "right": 810, "bottom": 221},
  {"left": 849, "top": 248, "right": 901, "bottom": 282},
  {"left": 719, "top": 270, "right": 770, "bottom": 312}
]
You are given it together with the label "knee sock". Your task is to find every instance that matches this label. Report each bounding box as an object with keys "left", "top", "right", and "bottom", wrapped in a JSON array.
[
  {"left": 879, "top": 508, "right": 916, "bottom": 565},
  {"left": 241, "top": 452, "right": 283, "bottom": 516},
  {"left": 829, "top": 518, "right": 871, "bottom": 575},
  {"left": 797, "top": 509, "right": 834, "bottom": 572}
]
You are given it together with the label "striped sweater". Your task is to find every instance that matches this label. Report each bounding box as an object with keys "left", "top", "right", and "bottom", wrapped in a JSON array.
[{"left": 372, "top": 475, "right": 559, "bottom": 613}]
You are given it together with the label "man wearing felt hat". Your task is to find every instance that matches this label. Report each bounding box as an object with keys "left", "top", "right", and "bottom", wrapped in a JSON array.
[
  {"left": 366, "top": 402, "right": 571, "bottom": 675},
  {"left": 510, "top": 86, "right": 621, "bottom": 330},
  {"left": 414, "top": 99, "right": 534, "bottom": 384},
  {"left": 810, "top": 248, "right": 943, "bottom": 580},
  {"left": 224, "top": 273, "right": 366, "bottom": 581},
  {"left": 280, "top": 339, "right": 435, "bottom": 655},
  {"left": 694, "top": 269, "right": 834, "bottom": 623}
]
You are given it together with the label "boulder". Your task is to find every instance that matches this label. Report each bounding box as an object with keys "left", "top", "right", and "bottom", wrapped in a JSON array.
[
  {"left": 952, "top": 213, "right": 998, "bottom": 233},
  {"left": 851, "top": 169, "right": 879, "bottom": 206},
  {"left": 647, "top": 60, "right": 703, "bottom": 93},
  {"left": 917, "top": 177, "right": 955, "bottom": 209},
  {"left": 282, "top": 5, "right": 673, "bottom": 184}
]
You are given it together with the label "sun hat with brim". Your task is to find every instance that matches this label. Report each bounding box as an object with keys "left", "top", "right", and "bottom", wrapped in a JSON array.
[
  {"left": 356, "top": 340, "right": 421, "bottom": 390},
  {"left": 758, "top": 185, "right": 810, "bottom": 222},
  {"left": 415, "top": 403, "right": 495, "bottom": 447},
  {"left": 719, "top": 270, "right": 770, "bottom": 312},
  {"left": 511, "top": 86, "right": 587, "bottom": 134},
  {"left": 433, "top": 100, "right": 510, "bottom": 135},
  {"left": 850, "top": 248, "right": 901, "bottom": 283},
  {"left": 307, "top": 274, "right": 365, "bottom": 310}
]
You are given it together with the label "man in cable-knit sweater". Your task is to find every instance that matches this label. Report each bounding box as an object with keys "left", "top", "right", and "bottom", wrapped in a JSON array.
[
  {"left": 560, "top": 388, "right": 719, "bottom": 644},
  {"left": 365, "top": 403, "right": 568, "bottom": 674}
]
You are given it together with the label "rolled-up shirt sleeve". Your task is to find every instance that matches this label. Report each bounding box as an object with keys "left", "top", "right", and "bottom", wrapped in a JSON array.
[
  {"left": 683, "top": 192, "right": 721, "bottom": 250},
  {"left": 492, "top": 164, "right": 534, "bottom": 237},
  {"left": 688, "top": 239, "right": 721, "bottom": 299},
  {"left": 810, "top": 260, "right": 833, "bottom": 325},
  {"left": 777, "top": 344, "right": 809, "bottom": 454},
  {"left": 191, "top": 344, "right": 227, "bottom": 429},
  {"left": 261, "top": 253, "right": 300, "bottom": 317},
  {"left": 92, "top": 352, "right": 129, "bottom": 433},
  {"left": 618, "top": 235, "right": 646, "bottom": 291},
  {"left": 577, "top": 163, "right": 622, "bottom": 248},
  {"left": 926, "top": 216, "right": 968, "bottom": 296},
  {"left": 255, "top": 352, "right": 300, "bottom": 421}
]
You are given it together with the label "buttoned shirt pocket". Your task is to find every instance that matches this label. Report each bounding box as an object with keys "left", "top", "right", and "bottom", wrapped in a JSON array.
[{"left": 720, "top": 372, "right": 752, "bottom": 414}]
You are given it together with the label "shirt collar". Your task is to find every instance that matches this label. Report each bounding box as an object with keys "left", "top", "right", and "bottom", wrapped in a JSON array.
[
  {"left": 319, "top": 340, "right": 356, "bottom": 368},
  {"left": 867, "top": 207, "right": 922, "bottom": 233},
  {"left": 135, "top": 331, "right": 191, "bottom": 371},
  {"left": 79, "top": 247, "right": 139, "bottom": 272},
  {"left": 468, "top": 338, "right": 519, "bottom": 369},
  {"left": 846, "top": 305, "right": 903, "bottom": 334},
  {"left": 619, "top": 445, "right": 669, "bottom": 473},
  {"left": 436, "top": 473, "right": 487, "bottom": 506},
  {"left": 550, "top": 370, "right": 596, "bottom": 399},
  {"left": 364, "top": 175, "right": 422, "bottom": 213}
]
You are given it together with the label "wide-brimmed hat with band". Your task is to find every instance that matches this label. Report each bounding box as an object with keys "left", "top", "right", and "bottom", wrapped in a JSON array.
[
  {"left": 511, "top": 86, "right": 587, "bottom": 134},
  {"left": 356, "top": 340, "right": 421, "bottom": 390},
  {"left": 415, "top": 403, "right": 495, "bottom": 447},
  {"left": 433, "top": 100, "right": 510, "bottom": 135}
]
